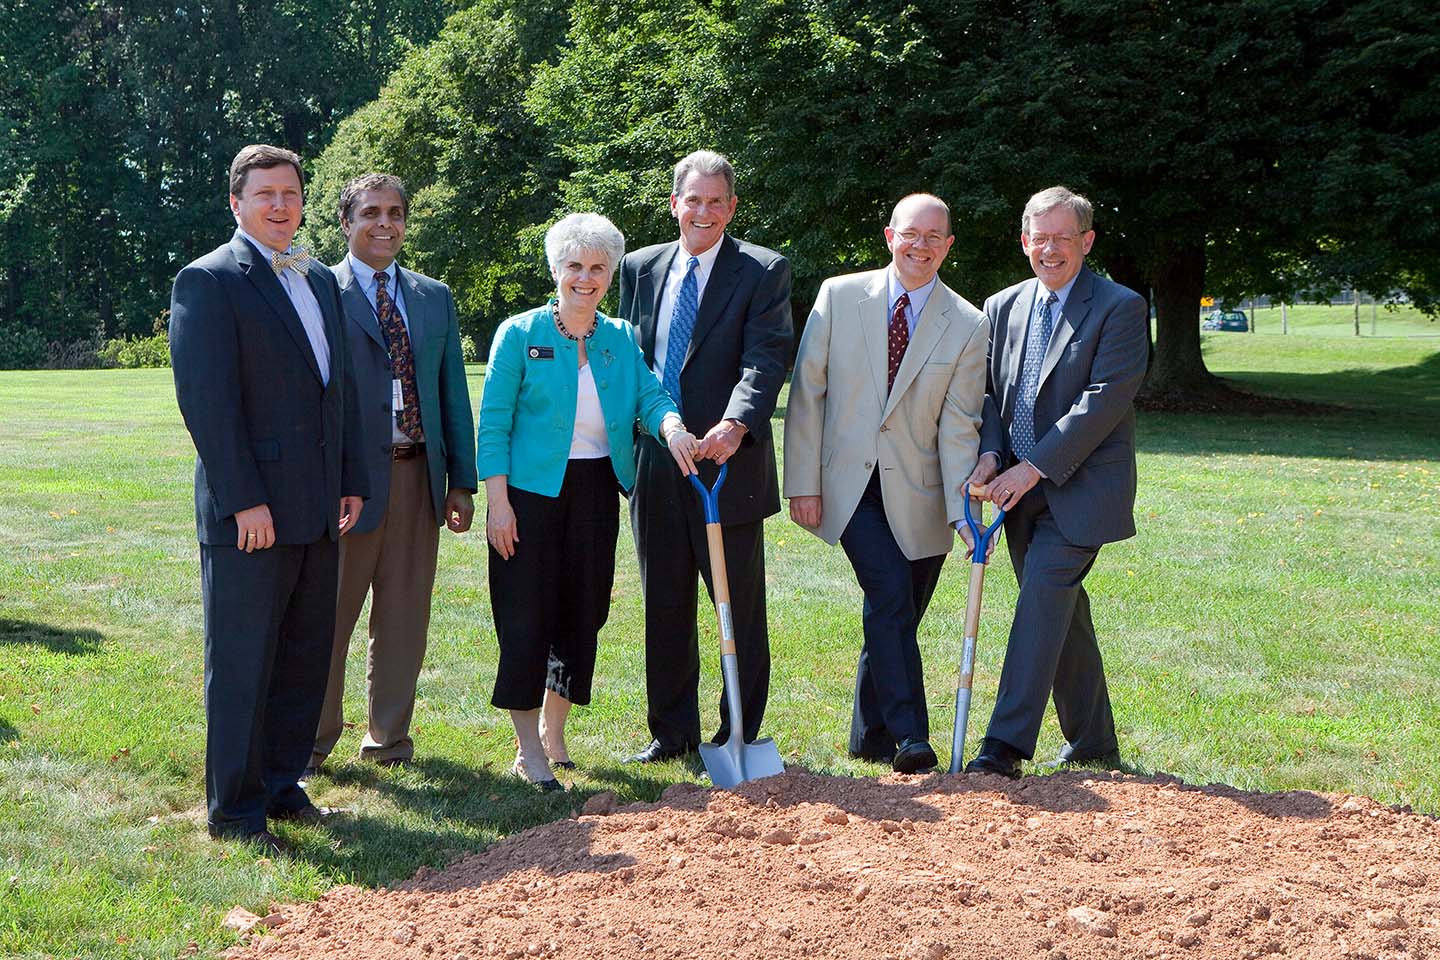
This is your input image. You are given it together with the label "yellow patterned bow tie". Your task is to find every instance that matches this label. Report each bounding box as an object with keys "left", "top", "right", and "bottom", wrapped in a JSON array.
[{"left": 270, "top": 247, "right": 313, "bottom": 276}]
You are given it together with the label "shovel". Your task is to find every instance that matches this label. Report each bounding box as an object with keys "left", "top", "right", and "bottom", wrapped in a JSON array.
[
  {"left": 947, "top": 482, "right": 1007, "bottom": 774},
  {"left": 687, "top": 465, "right": 785, "bottom": 788}
]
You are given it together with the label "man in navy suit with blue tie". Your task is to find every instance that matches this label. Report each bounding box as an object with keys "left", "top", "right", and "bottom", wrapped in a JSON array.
[
  {"left": 170, "top": 144, "right": 368, "bottom": 851},
  {"left": 618, "top": 150, "right": 792, "bottom": 762}
]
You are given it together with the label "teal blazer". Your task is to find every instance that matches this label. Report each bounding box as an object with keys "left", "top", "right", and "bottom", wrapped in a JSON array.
[{"left": 477, "top": 303, "right": 679, "bottom": 496}]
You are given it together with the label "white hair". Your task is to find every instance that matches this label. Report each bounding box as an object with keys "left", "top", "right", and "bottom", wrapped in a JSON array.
[
  {"left": 672, "top": 150, "right": 736, "bottom": 198},
  {"left": 1022, "top": 186, "right": 1094, "bottom": 234},
  {"left": 544, "top": 212, "right": 626, "bottom": 273}
]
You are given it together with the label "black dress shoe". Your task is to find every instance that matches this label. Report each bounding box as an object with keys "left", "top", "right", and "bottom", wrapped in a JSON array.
[
  {"left": 964, "top": 738, "right": 1024, "bottom": 779},
  {"left": 627, "top": 740, "right": 694, "bottom": 764},
  {"left": 892, "top": 738, "right": 938, "bottom": 774},
  {"left": 270, "top": 804, "right": 343, "bottom": 825},
  {"left": 1043, "top": 743, "right": 1124, "bottom": 770}
]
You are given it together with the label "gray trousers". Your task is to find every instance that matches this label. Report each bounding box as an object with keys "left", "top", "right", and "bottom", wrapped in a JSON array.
[{"left": 983, "top": 486, "right": 1118, "bottom": 759}]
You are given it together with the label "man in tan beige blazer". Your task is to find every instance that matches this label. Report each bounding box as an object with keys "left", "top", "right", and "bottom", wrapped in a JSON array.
[{"left": 784, "top": 193, "right": 987, "bottom": 774}]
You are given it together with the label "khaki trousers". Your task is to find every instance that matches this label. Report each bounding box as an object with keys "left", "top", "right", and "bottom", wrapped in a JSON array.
[{"left": 311, "top": 456, "right": 439, "bottom": 766}]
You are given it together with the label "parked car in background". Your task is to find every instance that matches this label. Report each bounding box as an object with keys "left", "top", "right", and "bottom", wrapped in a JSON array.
[{"left": 1202, "top": 309, "right": 1249, "bottom": 332}]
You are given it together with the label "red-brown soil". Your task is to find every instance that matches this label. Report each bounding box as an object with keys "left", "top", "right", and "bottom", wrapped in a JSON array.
[{"left": 229, "top": 770, "right": 1440, "bottom": 960}]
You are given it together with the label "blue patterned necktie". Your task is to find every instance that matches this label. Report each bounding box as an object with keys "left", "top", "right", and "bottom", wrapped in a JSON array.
[
  {"left": 662, "top": 256, "right": 700, "bottom": 408},
  {"left": 1011, "top": 290, "right": 1059, "bottom": 462}
]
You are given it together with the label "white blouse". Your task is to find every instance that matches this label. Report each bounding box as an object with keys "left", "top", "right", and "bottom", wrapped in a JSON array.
[{"left": 569, "top": 363, "right": 611, "bottom": 460}]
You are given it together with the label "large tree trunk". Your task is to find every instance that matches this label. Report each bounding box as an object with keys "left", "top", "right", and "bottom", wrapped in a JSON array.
[
  {"left": 1145, "top": 241, "right": 1219, "bottom": 399},
  {"left": 1101, "top": 252, "right": 1152, "bottom": 370}
]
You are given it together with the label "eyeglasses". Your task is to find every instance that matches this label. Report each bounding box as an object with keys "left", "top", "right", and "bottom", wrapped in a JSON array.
[
  {"left": 894, "top": 230, "right": 950, "bottom": 247},
  {"left": 1027, "top": 232, "right": 1082, "bottom": 249}
]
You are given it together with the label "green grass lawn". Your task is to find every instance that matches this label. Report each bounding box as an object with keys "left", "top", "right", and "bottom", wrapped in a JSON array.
[{"left": 2, "top": 309, "right": 1437, "bottom": 958}]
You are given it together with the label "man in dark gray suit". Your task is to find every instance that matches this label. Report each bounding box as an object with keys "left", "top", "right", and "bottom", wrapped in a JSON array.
[
  {"left": 309, "top": 173, "right": 477, "bottom": 776},
  {"left": 964, "top": 185, "right": 1148, "bottom": 779},
  {"left": 618, "top": 150, "right": 792, "bottom": 763},
  {"left": 170, "top": 144, "right": 367, "bottom": 851}
]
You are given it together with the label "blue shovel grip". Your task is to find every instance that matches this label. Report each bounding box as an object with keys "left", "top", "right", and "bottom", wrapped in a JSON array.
[
  {"left": 963, "top": 481, "right": 1006, "bottom": 564},
  {"left": 687, "top": 463, "right": 729, "bottom": 524}
]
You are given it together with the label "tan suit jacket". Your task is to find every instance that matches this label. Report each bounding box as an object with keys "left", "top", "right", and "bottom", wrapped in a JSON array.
[{"left": 784, "top": 268, "right": 987, "bottom": 560}]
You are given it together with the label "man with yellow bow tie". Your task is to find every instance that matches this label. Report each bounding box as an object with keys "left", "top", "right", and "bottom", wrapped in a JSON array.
[{"left": 169, "top": 144, "right": 368, "bottom": 853}]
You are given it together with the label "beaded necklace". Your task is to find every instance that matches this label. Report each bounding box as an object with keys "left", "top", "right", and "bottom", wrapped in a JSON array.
[{"left": 552, "top": 300, "right": 597, "bottom": 342}]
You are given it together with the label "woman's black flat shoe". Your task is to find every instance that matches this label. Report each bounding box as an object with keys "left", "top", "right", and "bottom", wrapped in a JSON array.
[
  {"left": 551, "top": 759, "right": 577, "bottom": 770},
  {"left": 513, "top": 759, "right": 566, "bottom": 792}
]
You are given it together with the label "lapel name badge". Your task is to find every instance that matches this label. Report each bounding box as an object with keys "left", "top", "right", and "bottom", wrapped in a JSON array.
[{"left": 529, "top": 346, "right": 555, "bottom": 360}]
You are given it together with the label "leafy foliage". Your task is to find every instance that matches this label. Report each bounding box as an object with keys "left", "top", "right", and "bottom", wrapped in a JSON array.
[{"left": 307, "top": 0, "right": 570, "bottom": 346}]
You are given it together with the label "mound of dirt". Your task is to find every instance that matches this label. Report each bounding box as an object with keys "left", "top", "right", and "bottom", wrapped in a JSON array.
[{"left": 230, "top": 770, "right": 1440, "bottom": 960}]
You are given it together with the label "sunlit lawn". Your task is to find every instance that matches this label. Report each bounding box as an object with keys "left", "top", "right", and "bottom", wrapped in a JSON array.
[{"left": 1, "top": 305, "right": 1436, "bottom": 957}]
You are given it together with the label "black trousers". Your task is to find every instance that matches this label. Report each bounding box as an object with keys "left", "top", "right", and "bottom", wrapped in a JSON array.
[
  {"left": 983, "top": 485, "right": 1116, "bottom": 759},
  {"left": 488, "top": 458, "right": 619, "bottom": 710},
  {"left": 630, "top": 434, "right": 770, "bottom": 749},
  {"left": 200, "top": 537, "right": 337, "bottom": 837},
  {"left": 838, "top": 472, "right": 947, "bottom": 757}
]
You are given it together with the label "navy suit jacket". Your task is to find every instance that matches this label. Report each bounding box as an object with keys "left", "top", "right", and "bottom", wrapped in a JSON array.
[
  {"left": 170, "top": 230, "right": 368, "bottom": 546},
  {"left": 618, "top": 234, "right": 792, "bottom": 524},
  {"left": 332, "top": 259, "right": 476, "bottom": 535}
]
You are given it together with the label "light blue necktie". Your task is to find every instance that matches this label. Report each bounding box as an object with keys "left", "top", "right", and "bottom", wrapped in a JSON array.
[
  {"left": 1011, "top": 290, "right": 1058, "bottom": 462},
  {"left": 662, "top": 256, "right": 700, "bottom": 409}
]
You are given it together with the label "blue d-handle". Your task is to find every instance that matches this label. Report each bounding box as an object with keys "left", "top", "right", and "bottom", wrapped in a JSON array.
[
  {"left": 963, "top": 481, "right": 1006, "bottom": 564},
  {"left": 687, "top": 463, "right": 729, "bottom": 524}
]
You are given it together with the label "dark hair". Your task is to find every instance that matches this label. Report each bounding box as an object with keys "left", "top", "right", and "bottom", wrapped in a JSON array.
[
  {"left": 229, "top": 144, "right": 304, "bottom": 197},
  {"left": 338, "top": 172, "right": 410, "bottom": 223}
]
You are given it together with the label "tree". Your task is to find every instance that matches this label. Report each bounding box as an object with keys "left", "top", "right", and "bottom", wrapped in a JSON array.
[
  {"left": 530, "top": 0, "right": 1440, "bottom": 397},
  {"left": 307, "top": 0, "right": 570, "bottom": 346},
  {"left": 0, "top": 0, "right": 457, "bottom": 364}
]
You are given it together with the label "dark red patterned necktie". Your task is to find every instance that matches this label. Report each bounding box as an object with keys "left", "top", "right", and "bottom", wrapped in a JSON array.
[
  {"left": 888, "top": 292, "right": 911, "bottom": 392},
  {"left": 375, "top": 272, "right": 423, "bottom": 442}
]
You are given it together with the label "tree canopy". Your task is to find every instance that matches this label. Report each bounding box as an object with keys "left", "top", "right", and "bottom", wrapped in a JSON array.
[{"left": 4, "top": 0, "right": 1437, "bottom": 391}]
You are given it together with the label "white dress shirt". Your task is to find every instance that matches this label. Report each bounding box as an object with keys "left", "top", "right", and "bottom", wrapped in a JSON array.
[
  {"left": 237, "top": 228, "right": 330, "bottom": 385},
  {"left": 650, "top": 237, "right": 724, "bottom": 381}
]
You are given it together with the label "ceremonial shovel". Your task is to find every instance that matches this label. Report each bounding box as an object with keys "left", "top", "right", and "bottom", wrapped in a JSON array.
[
  {"left": 687, "top": 465, "right": 785, "bottom": 788},
  {"left": 947, "top": 482, "right": 1007, "bottom": 774}
]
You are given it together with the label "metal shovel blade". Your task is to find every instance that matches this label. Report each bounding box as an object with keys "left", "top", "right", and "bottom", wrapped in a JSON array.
[
  {"left": 700, "top": 736, "right": 785, "bottom": 789},
  {"left": 699, "top": 652, "right": 785, "bottom": 788}
]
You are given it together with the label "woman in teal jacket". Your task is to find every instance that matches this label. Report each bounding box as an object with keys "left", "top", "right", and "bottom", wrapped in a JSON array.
[{"left": 478, "top": 213, "right": 698, "bottom": 791}]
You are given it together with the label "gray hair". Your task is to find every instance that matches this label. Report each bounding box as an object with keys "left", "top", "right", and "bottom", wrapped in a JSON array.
[
  {"left": 672, "top": 150, "right": 735, "bottom": 198},
  {"left": 889, "top": 193, "right": 952, "bottom": 236},
  {"left": 1022, "top": 186, "right": 1094, "bottom": 234},
  {"left": 544, "top": 212, "right": 626, "bottom": 273}
]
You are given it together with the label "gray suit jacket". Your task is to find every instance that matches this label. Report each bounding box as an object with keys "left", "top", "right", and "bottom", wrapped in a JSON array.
[
  {"left": 784, "top": 269, "right": 987, "bottom": 560},
  {"left": 979, "top": 266, "right": 1148, "bottom": 546},
  {"left": 332, "top": 259, "right": 477, "bottom": 535}
]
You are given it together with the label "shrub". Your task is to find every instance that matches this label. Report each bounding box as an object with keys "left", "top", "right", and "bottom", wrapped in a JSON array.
[
  {"left": 100, "top": 333, "right": 171, "bottom": 369},
  {"left": 0, "top": 323, "right": 47, "bottom": 370},
  {"left": 46, "top": 334, "right": 107, "bottom": 369},
  {"left": 461, "top": 333, "right": 478, "bottom": 363}
]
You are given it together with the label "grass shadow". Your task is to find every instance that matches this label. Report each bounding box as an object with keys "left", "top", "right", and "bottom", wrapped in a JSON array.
[
  {"left": 1142, "top": 349, "right": 1440, "bottom": 461},
  {"left": 0, "top": 619, "right": 104, "bottom": 655},
  {"left": 0, "top": 716, "right": 16, "bottom": 742}
]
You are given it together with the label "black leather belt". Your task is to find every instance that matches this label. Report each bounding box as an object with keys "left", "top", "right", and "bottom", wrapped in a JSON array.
[{"left": 391, "top": 443, "right": 425, "bottom": 461}]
